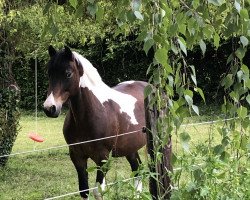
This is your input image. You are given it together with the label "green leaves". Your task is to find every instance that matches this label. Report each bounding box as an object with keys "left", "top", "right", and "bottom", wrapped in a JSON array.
[
  {"left": 240, "top": 8, "right": 249, "bottom": 20},
  {"left": 183, "top": 88, "right": 200, "bottom": 115},
  {"left": 214, "top": 33, "right": 220, "bottom": 48},
  {"left": 207, "top": 0, "right": 225, "bottom": 6},
  {"left": 213, "top": 144, "right": 224, "bottom": 155},
  {"left": 136, "top": 31, "right": 147, "bottom": 41},
  {"left": 240, "top": 36, "right": 249, "bottom": 48},
  {"left": 144, "top": 84, "right": 153, "bottom": 98},
  {"left": 195, "top": 87, "right": 206, "bottom": 102},
  {"left": 199, "top": 39, "right": 206, "bottom": 56},
  {"left": 143, "top": 39, "right": 154, "bottom": 55},
  {"left": 221, "top": 74, "right": 233, "bottom": 89},
  {"left": 87, "top": 3, "right": 97, "bottom": 17},
  {"left": 134, "top": 11, "right": 144, "bottom": 21},
  {"left": 192, "top": 105, "right": 199, "bottom": 115},
  {"left": 43, "top": 2, "right": 51, "bottom": 15},
  {"left": 44, "top": 16, "right": 59, "bottom": 37},
  {"left": 177, "top": 37, "right": 187, "bottom": 56},
  {"left": 131, "top": 0, "right": 141, "bottom": 11},
  {"left": 234, "top": 0, "right": 241, "bottom": 13},
  {"left": 75, "top": 3, "right": 84, "bottom": 18},
  {"left": 155, "top": 48, "right": 168, "bottom": 64},
  {"left": 131, "top": 0, "right": 143, "bottom": 21},
  {"left": 96, "top": 6, "right": 104, "bottom": 22},
  {"left": 69, "top": 0, "right": 78, "bottom": 9},
  {"left": 235, "top": 47, "right": 247, "bottom": 61},
  {"left": 155, "top": 48, "right": 171, "bottom": 72},
  {"left": 180, "top": 132, "right": 191, "bottom": 152},
  {"left": 237, "top": 106, "right": 248, "bottom": 119},
  {"left": 185, "top": 94, "right": 193, "bottom": 106}
]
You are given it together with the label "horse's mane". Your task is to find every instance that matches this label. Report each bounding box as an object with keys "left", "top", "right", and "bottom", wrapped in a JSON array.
[
  {"left": 73, "top": 51, "right": 138, "bottom": 125},
  {"left": 73, "top": 52, "right": 105, "bottom": 87}
]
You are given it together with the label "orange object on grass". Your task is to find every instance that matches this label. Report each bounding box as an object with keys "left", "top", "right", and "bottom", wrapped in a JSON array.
[{"left": 28, "top": 133, "right": 44, "bottom": 142}]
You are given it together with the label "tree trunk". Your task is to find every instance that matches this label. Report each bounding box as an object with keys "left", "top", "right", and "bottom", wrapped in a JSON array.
[{"left": 144, "top": 95, "right": 172, "bottom": 200}]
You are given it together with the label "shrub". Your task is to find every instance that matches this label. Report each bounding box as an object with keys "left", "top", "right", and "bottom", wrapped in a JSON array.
[{"left": 0, "top": 86, "right": 20, "bottom": 166}]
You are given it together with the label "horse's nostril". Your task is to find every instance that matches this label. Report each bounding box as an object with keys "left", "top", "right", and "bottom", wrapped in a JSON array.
[
  {"left": 50, "top": 105, "right": 56, "bottom": 114},
  {"left": 43, "top": 105, "right": 59, "bottom": 118}
]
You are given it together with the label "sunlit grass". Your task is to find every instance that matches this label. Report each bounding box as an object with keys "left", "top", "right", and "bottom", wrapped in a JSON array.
[
  {"left": 1, "top": 106, "right": 242, "bottom": 200},
  {"left": 12, "top": 111, "right": 67, "bottom": 153}
]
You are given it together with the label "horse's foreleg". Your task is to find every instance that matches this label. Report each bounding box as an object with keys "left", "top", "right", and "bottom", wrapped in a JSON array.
[
  {"left": 70, "top": 150, "right": 89, "bottom": 200},
  {"left": 126, "top": 152, "right": 143, "bottom": 196},
  {"left": 93, "top": 160, "right": 108, "bottom": 200}
]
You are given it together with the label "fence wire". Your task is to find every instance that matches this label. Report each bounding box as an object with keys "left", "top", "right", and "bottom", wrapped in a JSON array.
[
  {"left": 0, "top": 116, "right": 238, "bottom": 159},
  {"left": 0, "top": 129, "right": 142, "bottom": 158},
  {"left": 44, "top": 176, "right": 139, "bottom": 200}
]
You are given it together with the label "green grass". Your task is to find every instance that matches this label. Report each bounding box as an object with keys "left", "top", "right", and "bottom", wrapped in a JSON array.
[
  {"left": 0, "top": 111, "right": 148, "bottom": 200},
  {"left": 0, "top": 107, "right": 247, "bottom": 199}
]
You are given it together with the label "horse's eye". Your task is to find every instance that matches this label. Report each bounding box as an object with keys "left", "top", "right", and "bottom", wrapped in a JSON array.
[{"left": 65, "top": 71, "right": 73, "bottom": 79}]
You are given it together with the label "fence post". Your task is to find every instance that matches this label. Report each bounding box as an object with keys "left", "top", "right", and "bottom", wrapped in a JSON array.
[{"left": 144, "top": 95, "right": 172, "bottom": 200}]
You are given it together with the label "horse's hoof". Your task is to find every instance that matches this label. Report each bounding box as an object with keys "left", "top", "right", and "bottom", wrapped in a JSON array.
[
  {"left": 82, "top": 198, "right": 89, "bottom": 200},
  {"left": 93, "top": 190, "right": 103, "bottom": 200},
  {"left": 93, "top": 195, "right": 103, "bottom": 200}
]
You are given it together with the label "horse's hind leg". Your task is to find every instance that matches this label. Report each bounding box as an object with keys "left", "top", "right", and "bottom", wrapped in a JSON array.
[
  {"left": 126, "top": 152, "right": 143, "bottom": 194},
  {"left": 70, "top": 150, "right": 89, "bottom": 200}
]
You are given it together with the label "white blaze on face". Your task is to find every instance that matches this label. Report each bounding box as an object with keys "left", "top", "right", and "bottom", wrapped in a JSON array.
[
  {"left": 43, "top": 92, "right": 62, "bottom": 112},
  {"left": 43, "top": 92, "right": 56, "bottom": 108},
  {"left": 73, "top": 52, "right": 139, "bottom": 125}
]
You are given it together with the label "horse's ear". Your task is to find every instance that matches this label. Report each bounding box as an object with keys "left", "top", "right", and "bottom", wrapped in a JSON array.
[
  {"left": 75, "top": 58, "right": 83, "bottom": 76},
  {"left": 64, "top": 46, "right": 73, "bottom": 61},
  {"left": 73, "top": 54, "right": 83, "bottom": 76},
  {"left": 48, "top": 45, "right": 57, "bottom": 57}
]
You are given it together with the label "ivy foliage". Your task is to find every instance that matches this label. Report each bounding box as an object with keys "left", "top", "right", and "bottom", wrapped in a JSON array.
[
  {"left": 0, "top": 87, "right": 20, "bottom": 167},
  {"left": 0, "top": 58, "right": 20, "bottom": 166}
]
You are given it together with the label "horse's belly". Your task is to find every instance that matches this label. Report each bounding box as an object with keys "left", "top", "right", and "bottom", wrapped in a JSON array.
[{"left": 111, "top": 132, "right": 146, "bottom": 157}]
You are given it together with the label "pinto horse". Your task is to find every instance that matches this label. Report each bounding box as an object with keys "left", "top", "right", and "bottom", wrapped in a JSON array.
[{"left": 43, "top": 46, "right": 147, "bottom": 200}]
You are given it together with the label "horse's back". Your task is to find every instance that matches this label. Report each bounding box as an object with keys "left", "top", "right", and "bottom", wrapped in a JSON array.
[{"left": 113, "top": 81, "right": 147, "bottom": 97}]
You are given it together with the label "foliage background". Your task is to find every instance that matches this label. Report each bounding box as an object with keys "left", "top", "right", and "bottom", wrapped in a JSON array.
[{"left": 0, "top": 0, "right": 242, "bottom": 109}]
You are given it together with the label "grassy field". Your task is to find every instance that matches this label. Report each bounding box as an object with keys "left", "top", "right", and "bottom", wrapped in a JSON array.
[
  {"left": 1, "top": 111, "right": 149, "bottom": 200},
  {"left": 0, "top": 107, "right": 240, "bottom": 200}
]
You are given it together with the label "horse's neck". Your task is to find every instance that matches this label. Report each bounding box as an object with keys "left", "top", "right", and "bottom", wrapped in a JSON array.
[{"left": 69, "top": 86, "right": 106, "bottom": 125}]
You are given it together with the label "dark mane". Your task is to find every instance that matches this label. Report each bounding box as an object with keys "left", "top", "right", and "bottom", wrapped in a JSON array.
[{"left": 48, "top": 49, "right": 71, "bottom": 72}]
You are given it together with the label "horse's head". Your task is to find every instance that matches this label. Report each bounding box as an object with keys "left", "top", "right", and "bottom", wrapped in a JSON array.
[{"left": 43, "top": 46, "right": 83, "bottom": 118}]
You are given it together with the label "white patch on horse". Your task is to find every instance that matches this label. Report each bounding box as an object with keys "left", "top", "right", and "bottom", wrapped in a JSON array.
[
  {"left": 118, "top": 80, "right": 135, "bottom": 85},
  {"left": 73, "top": 52, "right": 138, "bottom": 125},
  {"left": 43, "top": 92, "right": 55, "bottom": 108},
  {"left": 101, "top": 178, "right": 106, "bottom": 191},
  {"left": 93, "top": 178, "right": 105, "bottom": 200},
  {"left": 135, "top": 177, "right": 143, "bottom": 197}
]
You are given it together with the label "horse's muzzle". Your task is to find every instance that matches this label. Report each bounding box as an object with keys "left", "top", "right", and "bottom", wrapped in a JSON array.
[
  {"left": 43, "top": 105, "right": 60, "bottom": 118},
  {"left": 43, "top": 92, "right": 62, "bottom": 118}
]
